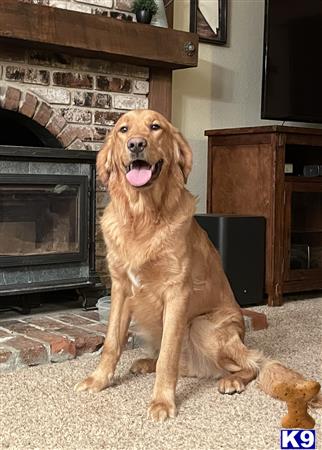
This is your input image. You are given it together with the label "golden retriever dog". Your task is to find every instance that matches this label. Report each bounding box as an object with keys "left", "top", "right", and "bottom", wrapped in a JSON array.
[{"left": 75, "top": 109, "right": 321, "bottom": 421}]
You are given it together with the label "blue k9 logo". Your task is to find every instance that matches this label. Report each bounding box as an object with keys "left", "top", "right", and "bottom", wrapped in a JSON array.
[{"left": 280, "top": 429, "right": 316, "bottom": 449}]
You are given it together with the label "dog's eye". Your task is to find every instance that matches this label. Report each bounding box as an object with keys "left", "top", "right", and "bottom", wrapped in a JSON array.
[
  {"left": 150, "top": 123, "right": 161, "bottom": 131},
  {"left": 119, "top": 126, "right": 128, "bottom": 133}
]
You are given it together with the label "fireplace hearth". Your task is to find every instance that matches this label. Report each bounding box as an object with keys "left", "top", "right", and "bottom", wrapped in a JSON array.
[{"left": 0, "top": 145, "right": 99, "bottom": 308}]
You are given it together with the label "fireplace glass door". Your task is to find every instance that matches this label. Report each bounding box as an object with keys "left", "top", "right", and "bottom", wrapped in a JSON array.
[{"left": 0, "top": 175, "right": 88, "bottom": 267}]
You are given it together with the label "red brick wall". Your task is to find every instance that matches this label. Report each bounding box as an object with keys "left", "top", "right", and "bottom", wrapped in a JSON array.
[{"left": 0, "top": 47, "right": 149, "bottom": 150}]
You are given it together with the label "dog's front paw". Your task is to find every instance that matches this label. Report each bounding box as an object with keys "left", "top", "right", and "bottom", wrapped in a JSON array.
[
  {"left": 147, "top": 400, "right": 176, "bottom": 422},
  {"left": 74, "top": 372, "right": 113, "bottom": 393}
]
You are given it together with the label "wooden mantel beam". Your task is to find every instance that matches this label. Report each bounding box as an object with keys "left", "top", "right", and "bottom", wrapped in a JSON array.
[{"left": 0, "top": 0, "right": 198, "bottom": 70}]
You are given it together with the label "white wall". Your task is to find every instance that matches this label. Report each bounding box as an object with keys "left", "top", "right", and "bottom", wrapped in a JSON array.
[{"left": 172, "top": 0, "right": 321, "bottom": 212}]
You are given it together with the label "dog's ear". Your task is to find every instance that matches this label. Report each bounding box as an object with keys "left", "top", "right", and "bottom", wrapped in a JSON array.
[
  {"left": 96, "top": 133, "right": 114, "bottom": 187},
  {"left": 173, "top": 129, "right": 193, "bottom": 184}
]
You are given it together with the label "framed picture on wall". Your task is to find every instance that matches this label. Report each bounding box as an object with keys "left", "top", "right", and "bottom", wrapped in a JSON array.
[{"left": 190, "top": 0, "right": 227, "bottom": 45}]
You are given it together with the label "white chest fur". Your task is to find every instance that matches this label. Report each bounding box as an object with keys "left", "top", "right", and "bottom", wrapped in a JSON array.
[{"left": 127, "top": 269, "right": 141, "bottom": 288}]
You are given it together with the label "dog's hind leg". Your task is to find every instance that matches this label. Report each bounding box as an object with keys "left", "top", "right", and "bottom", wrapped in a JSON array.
[
  {"left": 130, "top": 358, "right": 157, "bottom": 374},
  {"left": 217, "top": 369, "right": 257, "bottom": 394},
  {"left": 182, "top": 307, "right": 262, "bottom": 394},
  {"left": 216, "top": 345, "right": 261, "bottom": 394},
  {"left": 129, "top": 322, "right": 161, "bottom": 375},
  {"left": 184, "top": 308, "right": 322, "bottom": 407}
]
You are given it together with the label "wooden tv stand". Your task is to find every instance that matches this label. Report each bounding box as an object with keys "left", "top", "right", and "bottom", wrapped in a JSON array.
[{"left": 205, "top": 125, "right": 322, "bottom": 306}]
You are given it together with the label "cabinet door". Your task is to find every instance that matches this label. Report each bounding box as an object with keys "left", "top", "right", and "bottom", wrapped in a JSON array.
[{"left": 284, "top": 179, "right": 322, "bottom": 282}]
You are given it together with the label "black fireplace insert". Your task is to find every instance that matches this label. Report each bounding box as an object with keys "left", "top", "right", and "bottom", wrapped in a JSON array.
[
  {"left": 0, "top": 174, "right": 88, "bottom": 267},
  {"left": 0, "top": 146, "right": 99, "bottom": 301}
]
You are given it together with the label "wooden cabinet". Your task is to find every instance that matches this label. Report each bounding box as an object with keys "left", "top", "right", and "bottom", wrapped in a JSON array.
[{"left": 205, "top": 125, "right": 322, "bottom": 306}]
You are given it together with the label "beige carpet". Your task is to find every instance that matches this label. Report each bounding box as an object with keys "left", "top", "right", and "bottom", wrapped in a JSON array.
[{"left": 0, "top": 298, "right": 321, "bottom": 450}]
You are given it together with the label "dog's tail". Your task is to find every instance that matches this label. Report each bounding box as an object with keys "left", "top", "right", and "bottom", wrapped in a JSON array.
[{"left": 252, "top": 354, "right": 322, "bottom": 408}]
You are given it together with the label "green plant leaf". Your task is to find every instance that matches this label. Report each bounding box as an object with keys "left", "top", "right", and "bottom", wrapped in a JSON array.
[{"left": 131, "top": 0, "right": 158, "bottom": 16}]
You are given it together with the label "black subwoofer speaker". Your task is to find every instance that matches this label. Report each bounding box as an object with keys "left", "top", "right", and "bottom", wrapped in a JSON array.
[{"left": 195, "top": 214, "right": 266, "bottom": 306}]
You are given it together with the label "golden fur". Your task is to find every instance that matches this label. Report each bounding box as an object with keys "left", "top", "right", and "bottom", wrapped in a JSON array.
[{"left": 75, "top": 109, "right": 321, "bottom": 421}]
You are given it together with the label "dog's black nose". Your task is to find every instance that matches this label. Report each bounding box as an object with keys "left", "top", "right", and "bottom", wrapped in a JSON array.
[{"left": 127, "top": 137, "right": 147, "bottom": 155}]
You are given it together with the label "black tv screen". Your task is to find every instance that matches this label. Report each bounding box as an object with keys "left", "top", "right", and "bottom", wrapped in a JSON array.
[{"left": 261, "top": 0, "right": 322, "bottom": 123}]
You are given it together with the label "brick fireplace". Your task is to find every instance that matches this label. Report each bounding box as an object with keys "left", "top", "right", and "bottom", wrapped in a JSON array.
[
  {"left": 0, "top": 0, "right": 199, "bottom": 304},
  {"left": 0, "top": 50, "right": 150, "bottom": 280},
  {"left": 0, "top": 2, "right": 152, "bottom": 300},
  {"left": 0, "top": 0, "right": 199, "bottom": 370}
]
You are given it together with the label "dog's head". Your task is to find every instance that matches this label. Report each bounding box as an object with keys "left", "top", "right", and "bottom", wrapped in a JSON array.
[{"left": 97, "top": 109, "right": 192, "bottom": 192}]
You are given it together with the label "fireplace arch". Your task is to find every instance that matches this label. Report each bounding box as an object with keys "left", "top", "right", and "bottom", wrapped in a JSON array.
[
  {"left": 0, "top": 108, "right": 62, "bottom": 148},
  {"left": 0, "top": 87, "right": 91, "bottom": 150}
]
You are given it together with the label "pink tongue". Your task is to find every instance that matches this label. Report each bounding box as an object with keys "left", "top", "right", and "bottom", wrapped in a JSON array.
[{"left": 126, "top": 167, "right": 152, "bottom": 187}]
